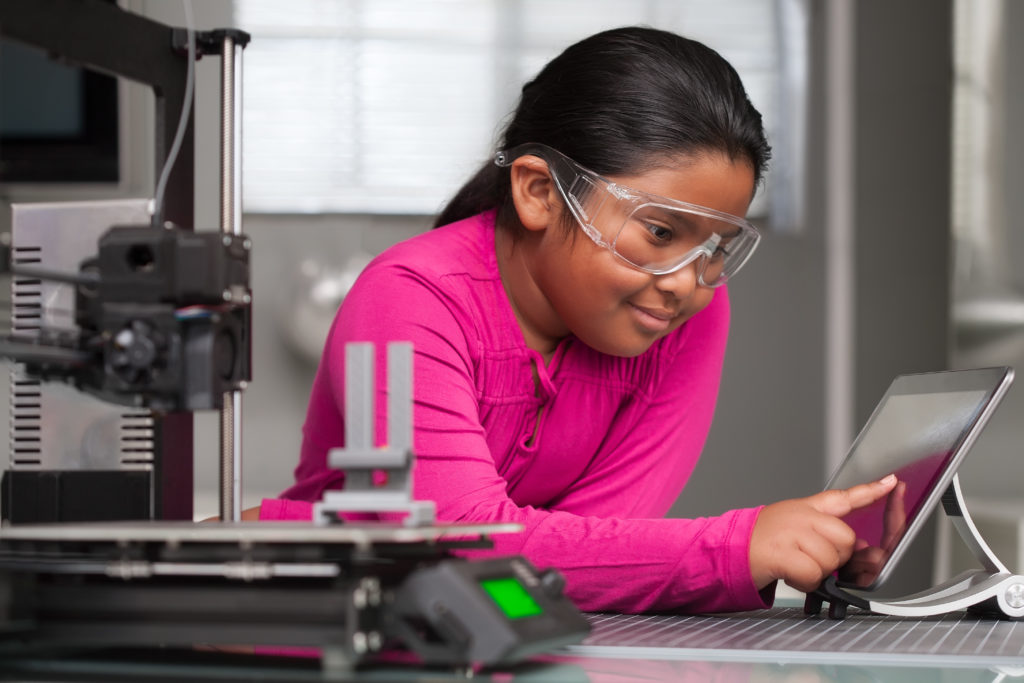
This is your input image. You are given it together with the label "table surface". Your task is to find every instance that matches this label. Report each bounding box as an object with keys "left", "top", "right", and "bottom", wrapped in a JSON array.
[
  {"left": 4, "top": 606, "right": 1023, "bottom": 682},
  {"left": 572, "top": 607, "right": 1024, "bottom": 667}
]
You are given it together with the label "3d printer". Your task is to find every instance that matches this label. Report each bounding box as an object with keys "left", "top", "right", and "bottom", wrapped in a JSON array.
[{"left": 0, "top": 1, "right": 589, "bottom": 674}]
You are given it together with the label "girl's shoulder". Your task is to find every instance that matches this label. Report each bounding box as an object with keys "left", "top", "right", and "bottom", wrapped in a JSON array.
[
  {"left": 345, "top": 211, "right": 518, "bottom": 352},
  {"left": 371, "top": 211, "right": 499, "bottom": 282}
]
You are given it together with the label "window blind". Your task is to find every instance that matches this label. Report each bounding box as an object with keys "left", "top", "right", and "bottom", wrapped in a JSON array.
[{"left": 236, "top": 0, "right": 806, "bottom": 224}]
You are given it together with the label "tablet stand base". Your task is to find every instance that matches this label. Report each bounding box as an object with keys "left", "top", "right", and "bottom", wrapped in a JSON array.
[{"left": 804, "top": 474, "right": 1024, "bottom": 620}]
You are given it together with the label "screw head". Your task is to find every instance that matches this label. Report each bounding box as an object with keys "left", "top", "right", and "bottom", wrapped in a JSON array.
[{"left": 1006, "top": 583, "right": 1024, "bottom": 609}]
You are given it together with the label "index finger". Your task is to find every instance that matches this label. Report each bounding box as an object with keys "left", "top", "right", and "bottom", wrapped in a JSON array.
[{"left": 810, "top": 474, "right": 898, "bottom": 517}]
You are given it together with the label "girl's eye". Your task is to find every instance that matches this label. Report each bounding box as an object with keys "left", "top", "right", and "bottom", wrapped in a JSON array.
[{"left": 644, "top": 223, "right": 674, "bottom": 243}]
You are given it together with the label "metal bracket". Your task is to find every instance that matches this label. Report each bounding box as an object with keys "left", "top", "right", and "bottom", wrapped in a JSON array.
[{"left": 313, "top": 343, "right": 436, "bottom": 527}]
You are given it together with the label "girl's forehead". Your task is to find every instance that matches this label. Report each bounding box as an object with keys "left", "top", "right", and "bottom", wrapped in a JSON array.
[
  {"left": 625, "top": 148, "right": 752, "bottom": 179},
  {"left": 608, "top": 152, "right": 757, "bottom": 215}
]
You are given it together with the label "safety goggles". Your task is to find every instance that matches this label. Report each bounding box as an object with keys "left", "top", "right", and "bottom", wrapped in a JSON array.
[{"left": 494, "top": 143, "right": 760, "bottom": 288}]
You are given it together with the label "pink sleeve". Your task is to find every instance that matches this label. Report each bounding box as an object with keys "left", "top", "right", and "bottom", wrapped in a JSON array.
[
  {"left": 257, "top": 499, "right": 769, "bottom": 612},
  {"left": 282, "top": 264, "right": 770, "bottom": 614},
  {"left": 259, "top": 497, "right": 313, "bottom": 521}
]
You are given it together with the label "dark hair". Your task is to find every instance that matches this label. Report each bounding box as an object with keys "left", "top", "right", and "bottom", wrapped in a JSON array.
[{"left": 433, "top": 26, "right": 771, "bottom": 232}]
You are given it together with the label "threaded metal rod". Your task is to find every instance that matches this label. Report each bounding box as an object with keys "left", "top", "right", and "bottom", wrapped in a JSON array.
[{"left": 218, "top": 35, "right": 244, "bottom": 523}]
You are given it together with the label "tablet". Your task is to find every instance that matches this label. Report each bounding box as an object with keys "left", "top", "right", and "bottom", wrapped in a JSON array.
[{"left": 825, "top": 366, "right": 1014, "bottom": 591}]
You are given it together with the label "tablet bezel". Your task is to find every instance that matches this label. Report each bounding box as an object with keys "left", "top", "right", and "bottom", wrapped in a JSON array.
[{"left": 825, "top": 366, "right": 1014, "bottom": 592}]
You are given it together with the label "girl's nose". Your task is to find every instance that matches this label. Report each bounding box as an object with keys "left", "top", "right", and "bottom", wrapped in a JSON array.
[{"left": 654, "top": 257, "right": 701, "bottom": 299}]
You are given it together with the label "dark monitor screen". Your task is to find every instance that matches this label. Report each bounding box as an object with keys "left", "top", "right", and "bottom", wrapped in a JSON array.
[{"left": 0, "top": 38, "right": 119, "bottom": 183}]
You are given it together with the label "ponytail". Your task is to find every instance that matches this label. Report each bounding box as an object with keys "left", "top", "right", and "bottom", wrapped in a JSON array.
[{"left": 433, "top": 159, "right": 507, "bottom": 228}]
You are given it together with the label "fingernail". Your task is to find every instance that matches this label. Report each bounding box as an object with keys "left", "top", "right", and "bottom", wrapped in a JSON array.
[{"left": 879, "top": 474, "right": 896, "bottom": 486}]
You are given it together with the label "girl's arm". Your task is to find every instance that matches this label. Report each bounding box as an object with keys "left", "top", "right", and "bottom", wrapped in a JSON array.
[{"left": 270, "top": 265, "right": 767, "bottom": 613}]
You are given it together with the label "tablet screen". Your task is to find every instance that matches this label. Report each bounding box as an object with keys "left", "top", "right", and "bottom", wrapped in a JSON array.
[{"left": 826, "top": 368, "right": 1012, "bottom": 590}]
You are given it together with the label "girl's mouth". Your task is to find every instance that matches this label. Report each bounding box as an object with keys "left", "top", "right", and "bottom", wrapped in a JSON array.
[{"left": 629, "top": 303, "right": 675, "bottom": 332}]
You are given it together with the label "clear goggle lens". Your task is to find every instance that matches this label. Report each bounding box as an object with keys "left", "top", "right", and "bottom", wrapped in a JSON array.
[{"left": 605, "top": 204, "right": 760, "bottom": 286}]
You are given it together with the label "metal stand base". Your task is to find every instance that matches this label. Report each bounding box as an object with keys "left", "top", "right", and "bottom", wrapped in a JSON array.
[
  {"left": 805, "top": 474, "right": 1024, "bottom": 620},
  {"left": 312, "top": 342, "right": 437, "bottom": 528}
]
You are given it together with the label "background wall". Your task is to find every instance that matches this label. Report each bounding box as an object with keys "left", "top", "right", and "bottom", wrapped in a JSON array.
[
  {"left": 951, "top": 0, "right": 1024, "bottom": 501},
  {"left": 673, "top": 0, "right": 954, "bottom": 598},
  {"left": 4, "top": 0, "right": 1021, "bottom": 598}
]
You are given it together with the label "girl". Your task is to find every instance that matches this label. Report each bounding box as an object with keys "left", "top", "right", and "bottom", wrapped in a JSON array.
[{"left": 258, "top": 26, "right": 897, "bottom": 613}]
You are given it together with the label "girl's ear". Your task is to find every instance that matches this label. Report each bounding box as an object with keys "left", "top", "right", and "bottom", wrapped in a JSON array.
[{"left": 508, "top": 156, "right": 560, "bottom": 232}]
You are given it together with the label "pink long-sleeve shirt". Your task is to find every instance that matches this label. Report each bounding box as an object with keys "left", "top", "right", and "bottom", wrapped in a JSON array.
[{"left": 262, "top": 210, "right": 771, "bottom": 614}]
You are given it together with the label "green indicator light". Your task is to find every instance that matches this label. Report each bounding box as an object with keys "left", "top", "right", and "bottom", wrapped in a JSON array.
[{"left": 479, "top": 576, "right": 544, "bottom": 620}]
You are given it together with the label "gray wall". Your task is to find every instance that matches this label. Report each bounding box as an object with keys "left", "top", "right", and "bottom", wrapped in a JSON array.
[
  {"left": 672, "top": 1, "right": 954, "bottom": 598},
  {"left": 952, "top": 0, "right": 1024, "bottom": 503},
  {"left": 851, "top": 0, "right": 952, "bottom": 596}
]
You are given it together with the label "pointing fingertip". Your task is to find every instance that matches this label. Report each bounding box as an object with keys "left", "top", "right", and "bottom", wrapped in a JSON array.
[{"left": 879, "top": 474, "right": 896, "bottom": 486}]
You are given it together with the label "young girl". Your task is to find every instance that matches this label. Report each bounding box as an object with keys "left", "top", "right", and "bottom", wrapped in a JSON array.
[{"left": 257, "top": 26, "right": 897, "bottom": 614}]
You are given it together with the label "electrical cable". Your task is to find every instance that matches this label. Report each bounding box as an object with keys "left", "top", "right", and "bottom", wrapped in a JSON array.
[
  {"left": 151, "top": 0, "right": 196, "bottom": 228},
  {"left": 7, "top": 265, "right": 100, "bottom": 287},
  {"left": 0, "top": 337, "right": 91, "bottom": 367}
]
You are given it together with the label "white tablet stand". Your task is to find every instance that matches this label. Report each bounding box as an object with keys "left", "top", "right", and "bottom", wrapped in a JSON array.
[{"left": 805, "top": 474, "right": 1024, "bottom": 620}]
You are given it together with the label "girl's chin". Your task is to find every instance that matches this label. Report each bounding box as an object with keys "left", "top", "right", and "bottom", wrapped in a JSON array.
[{"left": 581, "top": 334, "right": 660, "bottom": 358}]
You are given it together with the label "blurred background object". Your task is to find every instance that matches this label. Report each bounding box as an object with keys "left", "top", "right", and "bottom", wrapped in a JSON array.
[{"left": 276, "top": 252, "right": 373, "bottom": 365}]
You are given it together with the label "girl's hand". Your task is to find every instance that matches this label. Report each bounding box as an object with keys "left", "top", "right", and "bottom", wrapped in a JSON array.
[
  {"left": 200, "top": 505, "right": 262, "bottom": 523},
  {"left": 749, "top": 474, "right": 899, "bottom": 592},
  {"left": 838, "top": 479, "right": 908, "bottom": 587}
]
